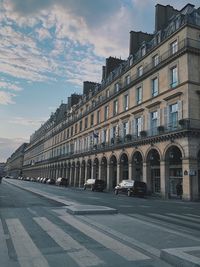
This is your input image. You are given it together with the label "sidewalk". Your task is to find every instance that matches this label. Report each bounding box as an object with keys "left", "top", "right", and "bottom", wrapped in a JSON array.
[{"left": 4, "top": 179, "right": 200, "bottom": 267}]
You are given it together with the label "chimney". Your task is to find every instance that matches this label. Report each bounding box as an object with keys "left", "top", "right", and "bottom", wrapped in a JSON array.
[{"left": 129, "top": 31, "right": 154, "bottom": 55}]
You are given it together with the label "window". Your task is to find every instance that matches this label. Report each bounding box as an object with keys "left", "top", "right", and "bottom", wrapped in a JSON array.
[
  {"left": 171, "top": 40, "right": 178, "bottom": 54},
  {"left": 71, "top": 126, "right": 73, "bottom": 136},
  {"left": 102, "top": 129, "right": 107, "bottom": 143},
  {"left": 153, "top": 54, "right": 159, "bottom": 66},
  {"left": 170, "top": 66, "right": 178, "bottom": 88},
  {"left": 113, "top": 99, "right": 118, "bottom": 115},
  {"left": 125, "top": 75, "right": 130, "bottom": 85},
  {"left": 104, "top": 105, "right": 109, "bottom": 120},
  {"left": 75, "top": 124, "right": 77, "bottom": 134},
  {"left": 114, "top": 83, "right": 120, "bottom": 93},
  {"left": 135, "top": 117, "right": 142, "bottom": 137},
  {"left": 106, "top": 89, "right": 110, "bottom": 98},
  {"left": 90, "top": 114, "right": 94, "bottom": 126},
  {"left": 79, "top": 120, "right": 82, "bottom": 131},
  {"left": 123, "top": 121, "right": 129, "bottom": 137},
  {"left": 169, "top": 103, "right": 178, "bottom": 128},
  {"left": 151, "top": 111, "right": 158, "bottom": 134},
  {"left": 141, "top": 45, "right": 146, "bottom": 56},
  {"left": 136, "top": 86, "right": 142, "bottom": 104},
  {"left": 124, "top": 94, "right": 129, "bottom": 111},
  {"left": 97, "top": 110, "right": 101, "bottom": 124},
  {"left": 138, "top": 66, "right": 143, "bottom": 77},
  {"left": 152, "top": 77, "right": 158, "bottom": 96},
  {"left": 85, "top": 117, "right": 88, "bottom": 129}
]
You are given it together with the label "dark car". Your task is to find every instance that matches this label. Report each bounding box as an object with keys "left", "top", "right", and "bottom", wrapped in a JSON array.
[
  {"left": 83, "top": 179, "right": 106, "bottom": 192},
  {"left": 55, "top": 177, "right": 68, "bottom": 186},
  {"left": 114, "top": 180, "right": 147, "bottom": 197},
  {"left": 46, "top": 178, "right": 55, "bottom": 185}
]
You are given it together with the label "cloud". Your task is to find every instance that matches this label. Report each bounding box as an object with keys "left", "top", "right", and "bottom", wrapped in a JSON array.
[
  {"left": 0, "top": 80, "right": 22, "bottom": 91},
  {"left": 0, "top": 91, "right": 15, "bottom": 104},
  {"left": 8, "top": 116, "right": 47, "bottom": 127},
  {"left": 0, "top": 137, "right": 28, "bottom": 162}
]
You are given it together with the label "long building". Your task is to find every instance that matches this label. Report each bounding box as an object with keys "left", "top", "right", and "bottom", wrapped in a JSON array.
[{"left": 23, "top": 3, "right": 200, "bottom": 201}]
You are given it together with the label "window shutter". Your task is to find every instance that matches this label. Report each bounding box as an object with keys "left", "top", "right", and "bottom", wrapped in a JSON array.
[
  {"left": 178, "top": 100, "right": 183, "bottom": 120},
  {"left": 132, "top": 118, "right": 136, "bottom": 136},
  {"left": 141, "top": 115, "right": 144, "bottom": 130},
  {"left": 164, "top": 106, "right": 169, "bottom": 127},
  {"left": 157, "top": 109, "right": 161, "bottom": 126},
  {"left": 147, "top": 113, "right": 151, "bottom": 133},
  {"left": 110, "top": 127, "right": 113, "bottom": 140}
]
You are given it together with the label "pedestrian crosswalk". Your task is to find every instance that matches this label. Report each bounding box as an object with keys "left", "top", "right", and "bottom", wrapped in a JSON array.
[{"left": 1, "top": 209, "right": 200, "bottom": 267}]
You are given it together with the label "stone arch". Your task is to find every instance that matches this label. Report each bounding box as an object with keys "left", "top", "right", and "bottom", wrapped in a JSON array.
[
  {"left": 119, "top": 153, "right": 129, "bottom": 181},
  {"left": 100, "top": 156, "right": 107, "bottom": 183},
  {"left": 93, "top": 158, "right": 99, "bottom": 180},
  {"left": 131, "top": 150, "right": 143, "bottom": 181},
  {"left": 109, "top": 155, "right": 117, "bottom": 189},
  {"left": 165, "top": 145, "right": 183, "bottom": 198},
  {"left": 145, "top": 146, "right": 162, "bottom": 163},
  {"left": 146, "top": 148, "right": 161, "bottom": 195}
]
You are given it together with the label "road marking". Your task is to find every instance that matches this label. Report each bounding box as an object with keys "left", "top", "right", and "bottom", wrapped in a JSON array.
[
  {"left": 6, "top": 218, "right": 49, "bottom": 267},
  {"left": 0, "top": 219, "right": 10, "bottom": 266},
  {"left": 128, "top": 214, "right": 200, "bottom": 242},
  {"left": 186, "top": 214, "right": 200, "bottom": 219},
  {"left": 167, "top": 213, "right": 200, "bottom": 223},
  {"left": 149, "top": 213, "right": 200, "bottom": 229},
  {"left": 78, "top": 215, "right": 160, "bottom": 257},
  {"left": 59, "top": 214, "right": 150, "bottom": 261},
  {"left": 34, "top": 217, "right": 104, "bottom": 267},
  {"left": 161, "top": 246, "right": 200, "bottom": 266}
]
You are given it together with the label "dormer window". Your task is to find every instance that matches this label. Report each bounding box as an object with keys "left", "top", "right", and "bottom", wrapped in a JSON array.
[
  {"left": 141, "top": 45, "right": 146, "bottom": 57},
  {"left": 125, "top": 75, "right": 130, "bottom": 85}
]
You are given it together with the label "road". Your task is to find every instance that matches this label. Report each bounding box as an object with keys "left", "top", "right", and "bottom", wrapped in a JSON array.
[{"left": 1, "top": 178, "right": 200, "bottom": 267}]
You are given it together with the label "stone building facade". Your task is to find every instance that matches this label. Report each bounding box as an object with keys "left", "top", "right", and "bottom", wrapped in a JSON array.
[
  {"left": 6, "top": 143, "right": 28, "bottom": 178},
  {"left": 23, "top": 3, "right": 200, "bottom": 201}
]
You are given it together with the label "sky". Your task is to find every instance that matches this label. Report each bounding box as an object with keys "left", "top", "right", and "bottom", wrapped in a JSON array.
[{"left": 0, "top": 0, "right": 199, "bottom": 162}]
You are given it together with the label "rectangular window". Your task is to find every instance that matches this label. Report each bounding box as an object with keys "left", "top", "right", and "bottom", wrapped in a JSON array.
[
  {"left": 152, "top": 77, "right": 158, "bottom": 96},
  {"left": 171, "top": 40, "right": 178, "bottom": 54},
  {"left": 136, "top": 86, "right": 142, "bottom": 104},
  {"left": 125, "top": 75, "right": 130, "bottom": 85},
  {"left": 75, "top": 124, "right": 77, "bottom": 134},
  {"left": 123, "top": 121, "right": 129, "bottom": 137},
  {"left": 113, "top": 99, "right": 118, "bottom": 115},
  {"left": 106, "top": 89, "right": 110, "bottom": 98},
  {"left": 104, "top": 105, "right": 109, "bottom": 120},
  {"left": 153, "top": 54, "right": 159, "bottom": 66},
  {"left": 97, "top": 110, "right": 101, "bottom": 124},
  {"left": 103, "top": 129, "right": 107, "bottom": 142},
  {"left": 71, "top": 126, "right": 73, "bottom": 136},
  {"left": 135, "top": 117, "right": 142, "bottom": 137},
  {"left": 138, "top": 66, "right": 143, "bottom": 77},
  {"left": 169, "top": 103, "right": 178, "bottom": 129},
  {"left": 79, "top": 120, "right": 82, "bottom": 131},
  {"left": 124, "top": 94, "right": 129, "bottom": 111},
  {"left": 114, "top": 83, "right": 120, "bottom": 93},
  {"left": 85, "top": 117, "right": 88, "bottom": 129},
  {"left": 90, "top": 114, "right": 94, "bottom": 126},
  {"left": 151, "top": 111, "right": 158, "bottom": 134},
  {"left": 171, "top": 66, "right": 178, "bottom": 88}
]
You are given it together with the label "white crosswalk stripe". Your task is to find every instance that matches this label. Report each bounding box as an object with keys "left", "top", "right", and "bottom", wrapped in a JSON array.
[
  {"left": 34, "top": 217, "right": 104, "bottom": 267},
  {"left": 149, "top": 213, "right": 200, "bottom": 229},
  {"left": 167, "top": 213, "right": 200, "bottom": 223},
  {"left": 6, "top": 218, "right": 49, "bottom": 267},
  {"left": 59, "top": 214, "right": 150, "bottom": 261}
]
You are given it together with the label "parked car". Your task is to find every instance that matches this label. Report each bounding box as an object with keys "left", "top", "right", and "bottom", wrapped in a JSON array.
[
  {"left": 37, "top": 177, "right": 41, "bottom": 182},
  {"left": 83, "top": 179, "right": 106, "bottom": 192},
  {"left": 55, "top": 177, "right": 68, "bottom": 186},
  {"left": 114, "top": 180, "right": 147, "bottom": 197},
  {"left": 46, "top": 178, "right": 55, "bottom": 185},
  {"left": 42, "top": 178, "right": 48, "bottom": 184},
  {"left": 30, "top": 177, "right": 36, "bottom": 182}
]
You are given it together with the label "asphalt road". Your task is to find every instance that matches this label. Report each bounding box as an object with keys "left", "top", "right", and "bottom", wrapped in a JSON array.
[{"left": 1, "top": 179, "right": 200, "bottom": 267}]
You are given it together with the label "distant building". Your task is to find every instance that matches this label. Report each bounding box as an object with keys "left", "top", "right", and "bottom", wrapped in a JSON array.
[
  {"left": 0, "top": 162, "right": 6, "bottom": 177},
  {"left": 23, "top": 3, "right": 200, "bottom": 201},
  {"left": 6, "top": 143, "right": 28, "bottom": 178}
]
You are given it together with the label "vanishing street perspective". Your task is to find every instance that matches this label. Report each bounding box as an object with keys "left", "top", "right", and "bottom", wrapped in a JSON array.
[{"left": 1, "top": 1, "right": 200, "bottom": 267}]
